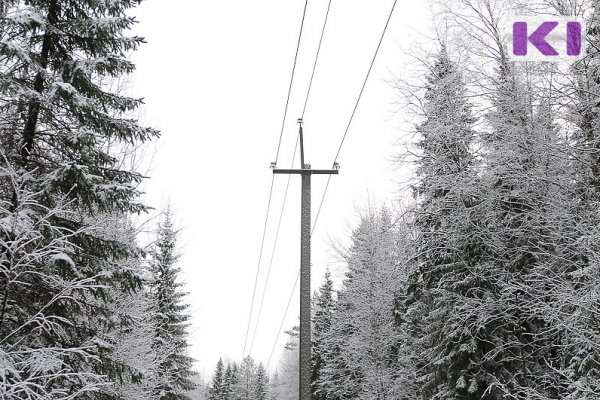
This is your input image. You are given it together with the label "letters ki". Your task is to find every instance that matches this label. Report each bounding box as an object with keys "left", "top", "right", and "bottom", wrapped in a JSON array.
[{"left": 511, "top": 17, "right": 584, "bottom": 60}]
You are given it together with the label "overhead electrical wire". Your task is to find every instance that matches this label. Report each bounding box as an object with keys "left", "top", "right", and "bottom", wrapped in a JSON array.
[
  {"left": 313, "top": 0, "right": 398, "bottom": 251},
  {"left": 332, "top": 0, "right": 398, "bottom": 165},
  {"left": 266, "top": 269, "right": 299, "bottom": 370},
  {"left": 248, "top": 134, "right": 299, "bottom": 356},
  {"left": 265, "top": 0, "right": 398, "bottom": 368},
  {"left": 274, "top": 0, "right": 310, "bottom": 165},
  {"left": 242, "top": 0, "right": 310, "bottom": 358},
  {"left": 241, "top": 176, "right": 275, "bottom": 358},
  {"left": 301, "top": 0, "right": 334, "bottom": 119},
  {"left": 312, "top": 174, "right": 332, "bottom": 238},
  {"left": 249, "top": 0, "right": 334, "bottom": 359},
  {"left": 266, "top": 216, "right": 322, "bottom": 370}
]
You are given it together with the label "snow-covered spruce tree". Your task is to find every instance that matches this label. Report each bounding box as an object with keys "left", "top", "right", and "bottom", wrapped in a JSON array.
[
  {"left": 208, "top": 358, "right": 226, "bottom": 400},
  {"left": 0, "top": 166, "right": 160, "bottom": 400},
  {"left": 0, "top": 0, "right": 157, "bottom": 206},
  {"left": 254, "top": 363, "right": 269, "bottom": 400},
  {"left": 317, "top": 277, "right": 361, "bottom": 399},
  {"left": 223, "top": 361, "right": 239, "bottom": 400},
  {"left": 207, "top": 357, "right": 268, "bottom": 400},
  {"left": 318, "top": 208, "right": 400, "bottom": 400},
  {"left": 150, "top": 209, "right": 196, "bottom": 399},
  {"left": 235, "top": 356, "right": 258, "bottom": 400},
  {"left": 0, "top": 164, "right": 109, "bottom": 398},
  {"left": 474, "top": 58, "right": 574, "bottom": 397},
  {"left": 402, "top": 46, "right": 482, "bottom": 399},
  {"left": 0, "top": 0, "right": 158, "bottom": 397},
  {"left": 311, "top": 270, "right": 335, "bottom": 400}
]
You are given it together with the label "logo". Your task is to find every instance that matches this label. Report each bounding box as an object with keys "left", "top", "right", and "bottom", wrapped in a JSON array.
[{"left": 508, "top": 16, "right": 585, "bottom": 61}]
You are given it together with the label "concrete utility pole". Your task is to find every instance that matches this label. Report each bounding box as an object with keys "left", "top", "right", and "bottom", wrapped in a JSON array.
[{"left": 272, "top": 119, "right": 338, "bottom": 400}]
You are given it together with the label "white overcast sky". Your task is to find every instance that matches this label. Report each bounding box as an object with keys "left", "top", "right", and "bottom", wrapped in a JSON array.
[{"left": 129, "top": 0, "right": 432, "bottom": 378}]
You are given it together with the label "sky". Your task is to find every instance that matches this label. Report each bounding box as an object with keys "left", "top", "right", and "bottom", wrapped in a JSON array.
[{"left": 128, "top": 0, "right": 432, "bottom": 378}]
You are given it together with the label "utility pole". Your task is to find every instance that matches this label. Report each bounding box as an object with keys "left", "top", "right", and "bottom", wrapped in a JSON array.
[{"left": 272, "top": 119, "right": 338, "bottom": 400}]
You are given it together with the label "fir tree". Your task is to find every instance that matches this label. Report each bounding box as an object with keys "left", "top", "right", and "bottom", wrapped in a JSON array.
[
  {"left": 209, "top": 358, "right": 226, "bottom": 400},
  {"left": 405, "top": 47, "right": 482, "bottom": 399},
  {"left": 478, "top": 57, "right": 574, "bottom": 398},
  {"left": 255, "top": 363, "right": 269, "bottom": 400},
  {"left": 312, "top": 270, "right": 335, "bottom": 400},
  {"left": 235, "top": 356, "right": 258, "bottom": 400},
  {"left": 223, "top": 362, "right": 239, "bottom": 400},
  {"left": 150, "top": 208, "right": 196, "bottom": 399},
  {"left": 0, "top": 0, "right": 159, "bottom": 397}
]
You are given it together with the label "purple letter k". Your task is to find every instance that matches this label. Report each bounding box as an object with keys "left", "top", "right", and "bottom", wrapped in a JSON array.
[{"left": 513, "top": 21, "right": 559, "bottom": 56}]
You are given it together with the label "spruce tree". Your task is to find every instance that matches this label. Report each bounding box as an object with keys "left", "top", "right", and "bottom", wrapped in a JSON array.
[
  {"left": 405, "top": 47, "right": 481, "bottom": 399},
  {"left": 222, "top": 362, "right": 233, "bottom": 400},
  {"left": 482, "top": 57, "right": 576, "bottom": 397},
  {"left": 312, "top": 270, "right": 335, "bottom": 400},
  {"left": 150, "top": 208, "right": 196, "bottom": 399},
  {"left": 235, "top": 356, "right": 258, "bottom": 400},
  {"left": 0, "top": 0, "right": 158, "bottom": 206},
  {"left": 255, "top": 363, "right": 269, "bottom": 400},
  {"left": 223, "top": 362, "right": 239, "bottom": 400},
  {"left": 0, "top": 0, "right": 158, "bottom": 397},
  {"left": 209, "top": 358, "right": 226, "bottom": 400}
]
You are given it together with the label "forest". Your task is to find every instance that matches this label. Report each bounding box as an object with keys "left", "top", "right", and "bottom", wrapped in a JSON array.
[{"left": 1, "top": 0, "right": 600, "bottom": 399}]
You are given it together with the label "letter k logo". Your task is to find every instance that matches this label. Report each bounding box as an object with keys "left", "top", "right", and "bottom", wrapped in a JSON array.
[{"left": 513, "top": 21, "right": 559, "bottom": 56}]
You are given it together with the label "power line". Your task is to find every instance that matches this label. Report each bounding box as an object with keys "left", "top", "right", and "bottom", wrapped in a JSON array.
[
  {"left": 241, "top": 176, "right": 275, "bottom": 358},
  {"left": 266, "top": 269, "right": 300, "bottom": 370},
  {"left": 312, "top": 0, "right": 398, "bottom": 239},
  {"left": 332, "top": 0, "right": 397, "bottom": 165},
  {"left": 274, "top": 0, "right": 309, "bottom": 165},
  {"left": 265, "top": 197, "right": 328, "bottom": 370},
  {"left": 242, "top": 0, "right": 310, "bottom": 358},
  {"left": 264, "top": 0, "right": 398, "bottom": 367},
  {"left": 311, "top": 174, "right": 332, "bottom": 238},
  {"left": 251, "top": 0, "right": 333, "bottom": 359},
  {"left": 248, "top": 134, "right": 299, "bottom": 356},
  {"left": 301, "top": 0, "right": 334, "bottom": 119}
]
